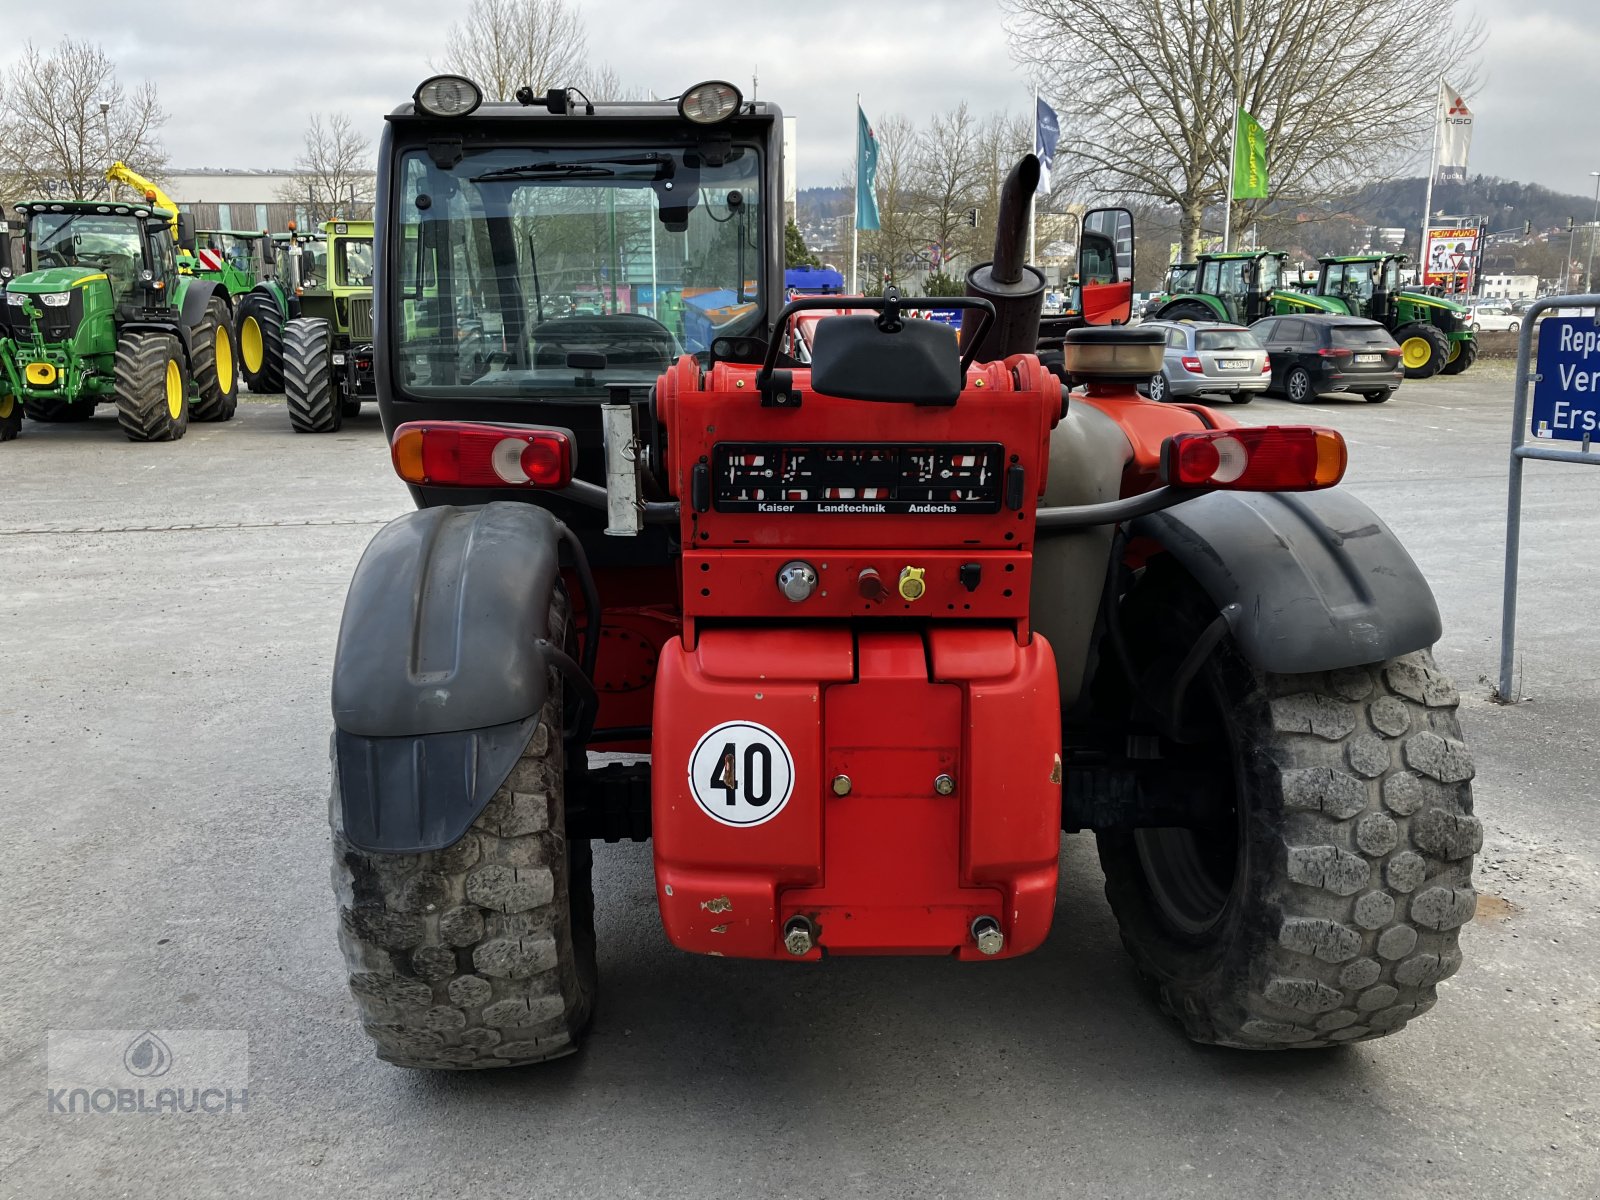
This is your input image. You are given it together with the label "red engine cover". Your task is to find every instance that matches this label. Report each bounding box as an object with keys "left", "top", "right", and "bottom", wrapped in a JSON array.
[{"left": 651, "top": 626, "right": 1062, "bottom": 960}]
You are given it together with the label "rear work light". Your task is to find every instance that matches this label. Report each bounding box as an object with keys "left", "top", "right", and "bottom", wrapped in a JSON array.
[
  {"left": 1161, "top": 426, "right": 1347, "bottom": 492},
  {"left": 391, "top": 422, "right": 573, "bottom": 489}
]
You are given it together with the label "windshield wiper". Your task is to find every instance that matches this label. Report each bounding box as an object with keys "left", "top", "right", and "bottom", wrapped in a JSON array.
[{"left": 472, "top": 154, "right": 675, "bottom": 183}]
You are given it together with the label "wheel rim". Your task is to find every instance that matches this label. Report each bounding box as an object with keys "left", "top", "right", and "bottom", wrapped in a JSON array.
[
  {"left": 1150, "top": 374, "right": 1165, "bottom": 400},
  {"left": 1289, "top": 372, "right": 1308, "bottom": 400},
  {"left": 1446, "top": 340, "right": 1462, "bottom": 363},
  {"left": 240, "top": 315, "right": 264, "bottom": 373},
  {"left": 1135, "top": 827, "right": 1236, "bottom": 936},
  {"left": 1510, "top": 322, "right": 1520, "bottom": 332},
  {"left": 216, "top": 326, "right": 235, "bottom": 392},
  {"left": 1401, "top": 337, "right": 1433, "bottom": 369},
  {"left": 165, "top": 359, "right": 183, "bottom": 420},
  {"left": 0, "top": 394, "right": 13, "bottom": 420}
]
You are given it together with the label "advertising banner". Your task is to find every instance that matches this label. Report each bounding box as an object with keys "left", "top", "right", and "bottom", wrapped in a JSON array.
[
  {"left": 1436, "top": 82, "right": 1473, "bottom": 184},
  {"left": 1424, "top": 227, "right": 1479, "bottom": 292}
]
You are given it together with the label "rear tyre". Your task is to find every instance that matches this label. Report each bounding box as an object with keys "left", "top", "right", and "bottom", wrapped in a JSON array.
[
  {"left": 1284, "top": 366, "right": 1314, "bottom": 403},
  {"left": 283, "top": 318, "right": 341, "bottom": 433},
  {"left": 1508, "top": 321, "right": 1521, "bottom": 333},
  {"left": 190, "top": 295, "right": 239, "bottom": 422},
  {"left": 21, "top": 398, "right": 96, "bottom": 422},
  {"left": 1098, "top": 570, "right": 1477, "bottom": 1048},
  {"left": 1158, "top": 302, "right": 1215, "bottom": 323},
  {"left": 331, "top": 591, "right": 597, "bottom": 1069},
  {"left": 1440, "top": 339, "right": 1478, "bottom": 377},
  {"left": 1148, "top": 372, "right": 1170, "bottom": 403},
  {"left": 0, "top": 394, "right": 20, "bottom": 442},
  {"left": 1365, "top": 389, "right": 1394, "bottom": 404},
  {"left": 237, "top": 294, "right": 285, "bottom": 393},
  {"left": 341, "top": 396, "right": 363, "bottom": 418},
  {"left": 115, "top": 331, "right": 190, "bottom": 442},
  {"left": 1231, "top": 391, "right": 1255, "bottom": 405},
  {"left": 1395, "top": 323, "right": 1450, "bottom": 379}
]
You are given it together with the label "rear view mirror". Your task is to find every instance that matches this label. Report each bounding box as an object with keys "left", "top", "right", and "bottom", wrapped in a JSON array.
[
  {"left": 810, "top": 315, "right": 962, "bottom": 406},
  {"left": 1080, "top": 208, "right": 1133, "bottom": 285},
  {"left": 175, "top": 212, "right": 196, "bottom": 253}
]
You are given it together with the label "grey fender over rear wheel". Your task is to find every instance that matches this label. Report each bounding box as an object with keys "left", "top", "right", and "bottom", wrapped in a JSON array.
[
  {"left": 331, "top": 591, "right": 597, "bottom": 1069},
  {"left": 284, "top": 317, "right": 341, "bottom": 433},
  {"left": 1097, "top": 572, "right": 1477, "bottom": 1048}
]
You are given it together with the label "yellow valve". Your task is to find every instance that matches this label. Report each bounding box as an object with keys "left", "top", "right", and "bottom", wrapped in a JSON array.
[{"left": 898, "top": 566, "right": 926, "bottom": 602}]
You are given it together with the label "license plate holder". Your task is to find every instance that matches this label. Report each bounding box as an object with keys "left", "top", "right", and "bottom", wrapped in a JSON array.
[
  {"left": 1355, "top": 353, "right": 1382, "bottom": 364},
  {"left": 1219, "top": 359, "right": 1249, "bottom": 370}
]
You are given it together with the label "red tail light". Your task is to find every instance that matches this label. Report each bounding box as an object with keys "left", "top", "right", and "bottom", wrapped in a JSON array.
[
  {"left": 1383, "top": 347, "right": 1404, "bottom": 359},
  {"left": 391, "top": 421, "right": 573, "bottom": 488},
  {"left": 1180, "top": 355, "right": 1203, "bottom": 373},
  {"left": 1261, "top": 356, "right": 1272, "bottom": 373},
  {"left": 1318, "top": 346, "right": 1353, "bottom": 359},
  {"left": 1161, "top": 426, "right": 1347, "bottom": 491}
]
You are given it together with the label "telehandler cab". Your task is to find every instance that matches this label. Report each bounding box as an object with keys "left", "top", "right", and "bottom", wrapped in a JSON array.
[{"left": 327, "top": 77, "right": 1478, "bottom": 1068}]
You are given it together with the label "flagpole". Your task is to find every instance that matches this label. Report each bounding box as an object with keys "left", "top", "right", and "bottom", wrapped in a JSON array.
[
  {"left": 1029, "top": 91, "right": 1038, "bottom": 267},
  {"left": 851, "top": 93, "right": 860, "bottom": 294},
  {"left": 1419, "top": 80, "right": 1442, "bottom": 286}
]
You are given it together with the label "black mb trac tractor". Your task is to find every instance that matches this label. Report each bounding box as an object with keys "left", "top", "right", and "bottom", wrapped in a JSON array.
[{"left": 325, "top": 77, "right": 1478, "bottom": 1069}]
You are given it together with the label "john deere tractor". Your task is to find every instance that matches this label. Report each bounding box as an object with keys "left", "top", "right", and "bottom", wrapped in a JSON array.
[
  {"left": 1153, "top": 251, "right": 1310, "bottom": 325},
  {"left": 0, "top": 197, "right": 238, "bottom": 442},
  {"left": 236, "top": 219, "right": 375, "bottom": 431},
  {"left": 1307, "top": 255, "right": 1474, "bottom": 378}
]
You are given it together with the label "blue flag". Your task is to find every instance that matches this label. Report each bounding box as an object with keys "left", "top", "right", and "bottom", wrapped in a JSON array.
[
  {"left": 856, "top": 105, "right": 881, "bottom": 232},
  {"left": 1035, "top": 97, "right": 1060, "bottom": 194}
]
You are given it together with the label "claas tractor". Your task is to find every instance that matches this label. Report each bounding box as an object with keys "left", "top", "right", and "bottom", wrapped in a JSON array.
[
  {"left": 1307, "top": 255, "right": 1475, "bottom": 378},
  {"left": 0, "top": 196, "right": 238, "bottom": 443},
  {"left": 236, "top": 220, "right": 375, "bottom": 431},
  {"left": 326, "top": 76, "right": 1478, "bottom": 1069}
]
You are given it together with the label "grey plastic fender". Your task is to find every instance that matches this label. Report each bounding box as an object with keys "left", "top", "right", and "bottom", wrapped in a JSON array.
[
  {"left": 1131, "top": 487, "right": 1442, "bottom": 674},
  {"left": 331, "top": 502, "right": 567, "bottom": 853}
]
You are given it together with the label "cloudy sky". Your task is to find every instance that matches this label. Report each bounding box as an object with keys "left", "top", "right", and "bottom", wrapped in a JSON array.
[{"left": 16, "top": 0, "right": 1598, "bottom": 198}]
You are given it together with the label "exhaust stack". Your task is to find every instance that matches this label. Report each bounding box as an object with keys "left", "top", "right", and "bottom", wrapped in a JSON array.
[{"left": 960, "top": 154, "right": 1046, "bottom": 362}]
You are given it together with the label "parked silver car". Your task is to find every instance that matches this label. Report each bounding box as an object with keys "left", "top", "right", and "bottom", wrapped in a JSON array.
[{"left": 1139, "top": 320, "right": 1271, "bottom": 404}]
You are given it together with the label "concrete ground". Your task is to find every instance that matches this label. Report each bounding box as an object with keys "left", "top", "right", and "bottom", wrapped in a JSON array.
[{"left": 1, "top": 367, "right": 1596, "bottom": 1199}]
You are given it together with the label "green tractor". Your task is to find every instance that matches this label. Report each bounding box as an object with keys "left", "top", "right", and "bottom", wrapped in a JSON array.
[
  {"left": 0, "top": 198, "right": 238, "bottom": 443},
  {"left": 193, "top": 230, "right": 271, "bottom": 299},
  {"left": 235, "top": 219, "right": 375, "bottom": 432},
  {"left": 1153, "top": 251, "right": 1317, "bottom": 325},
  {"left": 1306, "top": 255, "right": 1475, "bottom": 378}
]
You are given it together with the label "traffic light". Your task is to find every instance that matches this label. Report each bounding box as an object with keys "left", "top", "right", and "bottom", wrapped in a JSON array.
[{"left": 964, "top": 208, "right": 978, "bottom": 228}]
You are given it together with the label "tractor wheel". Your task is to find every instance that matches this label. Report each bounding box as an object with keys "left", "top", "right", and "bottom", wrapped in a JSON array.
[
  {"left": 1440, "top": 339, "right": 1478, "bottom": 377},
  {"left": 1394, "top": 323, "right": 1451, "bottom": 379},
  {"left": 190, "top": 296, "right": 239, "bottom": 423},
  {"left": 114, "top": 331, "right": 190, "bottom": 442},
  {"left": 330, "top": 590, "right": 597, "bottom": 1069},
  {"left": 21, "top": 398, "right": 96, "bottom": 422},
  {"left": 237, "top": 295, "right": 285, "bottom": 393},
  {"left": 1159, "top": 302, "right": 1215, "bottom": 323},
  {"left": 1097, "top": 568, "right": 1477, "bottom": 1049},
  {"left": 0, "top": 394, "right": 20, "bottom": 443},
  {"left": 283, "top": 318, "right": 341, "bottom": 433}
]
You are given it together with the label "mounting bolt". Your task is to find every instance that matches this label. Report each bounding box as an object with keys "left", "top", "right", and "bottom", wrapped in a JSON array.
[
  {"left": 783, "top": 916, "right": 814, "bottom": 956},
  {"left": 971, "top": 916, "right": 1004, "bottom": 956},
  {"left": 831, "top": 774, "right": 853, "bottom": 796},
  {"left": 933, "top": 773, "right": 956, "bottom": 796}
]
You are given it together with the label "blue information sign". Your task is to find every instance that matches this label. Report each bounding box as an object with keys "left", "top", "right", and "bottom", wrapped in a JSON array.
[{"left": 1531, "top": 316, "right": 1600, "bottom": 441}]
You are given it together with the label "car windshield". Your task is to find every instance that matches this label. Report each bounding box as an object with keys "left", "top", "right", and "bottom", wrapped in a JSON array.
[
  {"left": 27, "top": 213, "right": 145, "bottom": 292},
  {"left": 1196, "top": 329, "right": 1261, "bottom": 351},
  {"left": 393, "top": 143, "right": 763, "bottom": 397},
  {"left": 1331, "top": 325, "right": 1393, "bottom": 348}
]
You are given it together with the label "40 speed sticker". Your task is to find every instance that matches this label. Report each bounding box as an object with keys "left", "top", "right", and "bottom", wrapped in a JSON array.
[{"left": 686, "top": 721, "right": 795, "bottom": 827}]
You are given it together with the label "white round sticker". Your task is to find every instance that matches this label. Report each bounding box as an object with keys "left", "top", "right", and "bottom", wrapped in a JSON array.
[{"left": 686, "top": 721, "right": 795, "bottom": 827}]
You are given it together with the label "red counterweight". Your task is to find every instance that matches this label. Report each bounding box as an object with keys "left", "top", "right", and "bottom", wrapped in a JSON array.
[{"left": 650, "top": 350, "right": 1065, "bottom": 960}]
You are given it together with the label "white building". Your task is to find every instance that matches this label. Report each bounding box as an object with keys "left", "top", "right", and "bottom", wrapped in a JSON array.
[{"left": 1477, "top": 273, "right": 1540, "bottom": 300}]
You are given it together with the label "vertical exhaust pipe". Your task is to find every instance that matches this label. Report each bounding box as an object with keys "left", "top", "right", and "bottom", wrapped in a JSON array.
[{"left": 960, "top": 154, "right": 1047, "bottom": 362}]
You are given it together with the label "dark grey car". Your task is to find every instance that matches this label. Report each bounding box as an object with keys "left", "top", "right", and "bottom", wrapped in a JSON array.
[{"left": 1139, "top": 320, "right": 1271, "bottom": 404}]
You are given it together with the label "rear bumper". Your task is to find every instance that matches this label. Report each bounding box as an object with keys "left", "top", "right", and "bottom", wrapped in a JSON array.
[
  {"left": 1170, "top": 375, "right": 1269, "bottom": 396},
  {"left": 1324, "top": 368, "right": 1403, "bottom": 390},
  {"left": 651, "top": 626, "right": 1062, "bottom": 960}
]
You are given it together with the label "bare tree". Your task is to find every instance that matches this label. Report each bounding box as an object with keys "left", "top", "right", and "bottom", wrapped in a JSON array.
[
  {"left": 912, "top": 103, "right": 985, "bottom": 272},
  {"left": 848, "top": 113, "right": 923, "bottom": 292},
  {"left": 276, "top": 113, "right": 375, "bottom": 225},
  {"left": 0, "top": 38, "right": 167, "bottom": 201},
  {"left": 435, "top": 0, "right": 589, "bottom": 101},
  {"left": 1003, "top": 0, "right": 1483, "bottom": 261},
  {"left": 971, "top": 112, "right": 1032, "bottom": 266}
]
